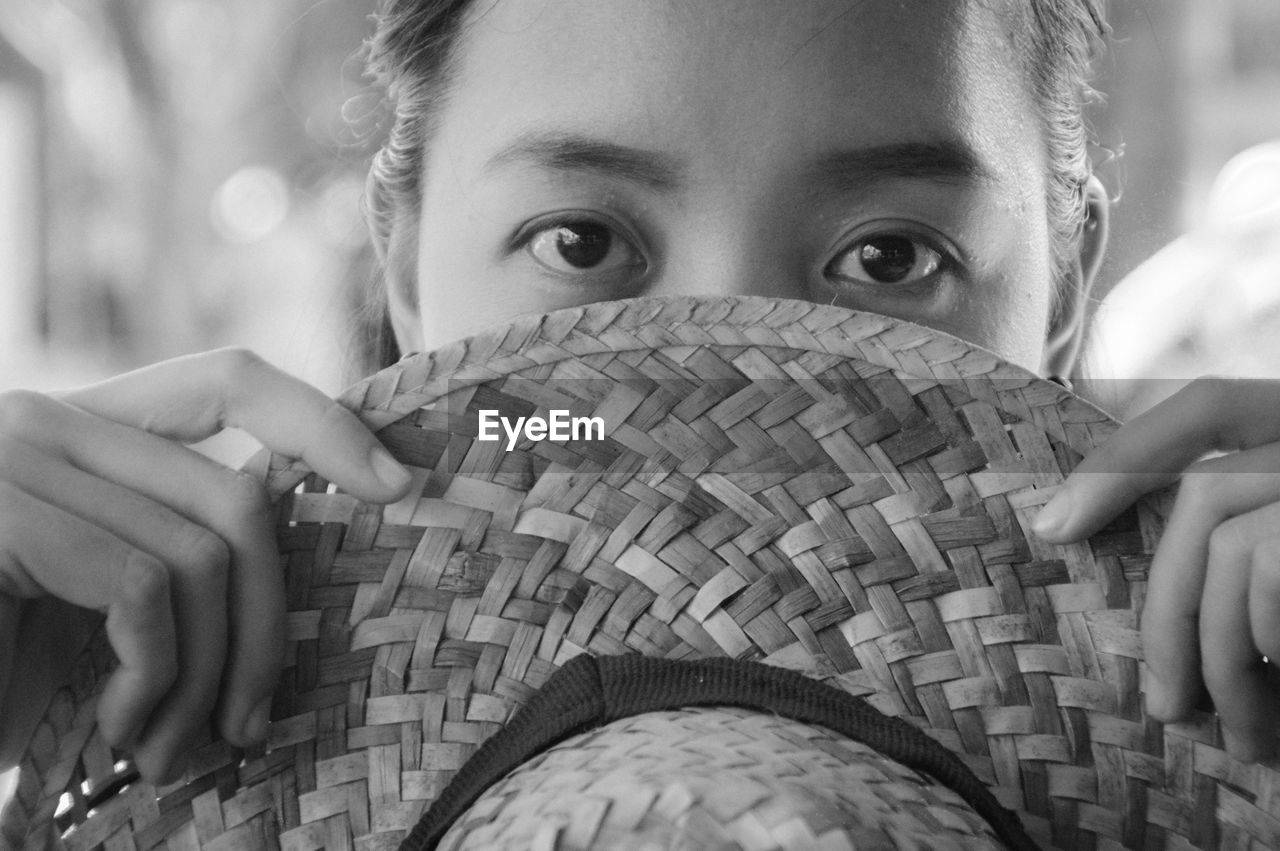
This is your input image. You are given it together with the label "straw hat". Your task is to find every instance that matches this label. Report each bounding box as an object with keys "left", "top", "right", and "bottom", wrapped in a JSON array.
[{"left": 3, "top": 296, "right": 1274, "bottom": 850}]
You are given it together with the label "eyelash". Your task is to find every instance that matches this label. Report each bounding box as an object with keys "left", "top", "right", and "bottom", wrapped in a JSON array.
[
  {"left": 509, "top": 213, "right": 963, "bottom": 295},
  {"left": 823, "top": 224, "right": 962, "bottom": 291},
  {"left": 510, "top": 211, "right": 649, "bottom": 285}
]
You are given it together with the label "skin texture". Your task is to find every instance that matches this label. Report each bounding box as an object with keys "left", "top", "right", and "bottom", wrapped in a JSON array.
[
  {"left": 2, "top": 0, "right": 1279, "bottom": 792},
  {"left": 399, "top": 0, "right": 1105, "bottom": 374}
]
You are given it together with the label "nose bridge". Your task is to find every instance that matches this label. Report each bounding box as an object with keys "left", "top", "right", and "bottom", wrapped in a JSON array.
[{"left": 647, "top": 207, "right": 809, "bottom": 302}]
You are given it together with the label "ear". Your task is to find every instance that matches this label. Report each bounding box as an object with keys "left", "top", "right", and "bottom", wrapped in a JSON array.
[
  {"left": 1042, "top": 175, "right": 1109, "bottom": 379},
  {"left": 384, "top": 218, "right": 425, "bottom": 356}
]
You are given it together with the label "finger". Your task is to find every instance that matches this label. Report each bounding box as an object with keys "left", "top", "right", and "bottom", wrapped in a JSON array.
[
  {"left": 100, "top": 555, "right": 179, "bottom": 751},
  {"left": 0, "top": 483, "right": 179, "bottom": 761},
  {"left": 1138, "top": 444, "right": 1280, "bottom": 721},
  {"left": 1250, "top": 536, "right": 1280, "bottom": 664},
  {"left": 1034, "top": 377, "right": 1280, "bottom": 543},
  {"left": 0, "top": 393, "right": 277, "bottom": 749},
  {"left": 1200, "top": 505, "right": 1280, "bottom": 762},
  {"left": 51, "top": 349, "right": 412, "bottom": 503},
  {"left": 0, "top": 435, "right": 224, "bottom": 778}
]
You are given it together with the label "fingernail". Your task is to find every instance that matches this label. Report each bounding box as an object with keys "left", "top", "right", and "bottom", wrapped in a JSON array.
[
  {"left": 243, "top": 696, "right": 272, "bottom": 744},
  {"left": 157, "top": 754, "right": 189, "bottom": 787},
  {"left": 1033, "top": 490, "right": 1073, "bottom": 538},
  {"left": 370, "top": 446, "right": 411, "bottom": 491}
]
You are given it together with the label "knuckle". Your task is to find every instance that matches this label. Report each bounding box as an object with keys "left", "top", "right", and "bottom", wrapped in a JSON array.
[
  {"left": 121, "top": 554, "right": 171, "bottom": 609},
  {"left": 207, "top": 347, "right": 266, "bottom": 387},
  {"left": 1175, "top": 469, "right": 1224, "bottom": 513},
  {"left": 0, "top": 389, "right": 51, "bottom": 437},
  {"left": 1208, "top": 517, "right": 1252, "bottom": 563},
  {"left": 315, "top": 397, "right": 357, "bottom": 432},
  {"left": 115, "top": 559, "right": 181, "bottom": 689},
  {"left": 1186, "top": 375, "right": 1232, "bottom": 408},
  {"left": 170, "top": 525, "right": 231, "bottom": 584},
  {"left": 222, "top": 471, "right": 272, "bottom": 522},
  {"left": 1185, "top": 376, "right": 1247, "bottom": 451}
]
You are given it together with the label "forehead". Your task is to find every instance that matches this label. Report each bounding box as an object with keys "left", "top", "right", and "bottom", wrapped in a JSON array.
[{"left": 440, "top": 0, "right": 1041, "bottom": 180}]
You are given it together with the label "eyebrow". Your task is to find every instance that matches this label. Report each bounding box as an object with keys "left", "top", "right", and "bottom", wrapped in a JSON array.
[
  {"left": 485, "top": 131, "right": 683, "bottom": 190},
  {"left": 803, "top": 140, "right": 995, "bottom": 191},
  {"left": 484, "top": 132, "right": 994, "bottom": 193}
]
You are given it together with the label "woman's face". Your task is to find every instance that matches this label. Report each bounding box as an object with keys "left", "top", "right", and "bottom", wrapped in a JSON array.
[{"left": 406, "top": 0, "right": 1090, "bottom": 373}]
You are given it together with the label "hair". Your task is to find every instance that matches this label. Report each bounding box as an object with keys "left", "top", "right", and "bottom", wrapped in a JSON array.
[
  {"left": 360, "top": 0, "right": 1107, "bottom": 366},
  {"left": 1015, "top": 2, "right": 1109, "bottom": 315},
  {"left": 360, "top": 0, "right": 472, "bottom": 368}
]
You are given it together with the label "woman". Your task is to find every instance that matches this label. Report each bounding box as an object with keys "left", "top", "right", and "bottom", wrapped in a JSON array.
[{"left": 2, "top": 0, "right": 1278, "bottom": 789}]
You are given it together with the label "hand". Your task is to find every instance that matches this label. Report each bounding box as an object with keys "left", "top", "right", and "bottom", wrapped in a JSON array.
[
  {"left": 0, "top": 349, "right": 412, "bottom": 783},
  {"left": 1034, "top": 377, "right": 1280, "bottom": 763}
]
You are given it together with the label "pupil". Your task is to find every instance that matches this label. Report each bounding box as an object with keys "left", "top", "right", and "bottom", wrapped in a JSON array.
[
  {"left": 555, "top": 223, "right": 611, "bottom": 269},
  {"left": 860, "top": 236, "right": 916, "bottom": 283}
]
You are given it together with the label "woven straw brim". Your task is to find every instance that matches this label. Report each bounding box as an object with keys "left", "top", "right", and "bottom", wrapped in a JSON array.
[{"left": 4, "top": 296, "right": 1276, "bottom": 850}]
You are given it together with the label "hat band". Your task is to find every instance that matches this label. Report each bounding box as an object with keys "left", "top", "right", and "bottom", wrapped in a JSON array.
[{"left": 401, "top": 654, "right": 1036, "bottom": 850}]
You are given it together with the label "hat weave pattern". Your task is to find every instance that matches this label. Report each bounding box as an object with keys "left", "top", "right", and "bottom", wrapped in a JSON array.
[
  {"left": 5, "top": 296, "right": 1275, "bottom": 850},
  {"left": 439, "top": 706, "right": 1007, "bottom": 850}
]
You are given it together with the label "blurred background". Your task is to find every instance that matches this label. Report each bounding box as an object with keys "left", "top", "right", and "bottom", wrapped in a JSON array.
[
  {"left": 0, "top": 0, "right": 382, "bottom": 400},
  {"left": 0, "top": 0, "right": 1279, "bottom": 416}
]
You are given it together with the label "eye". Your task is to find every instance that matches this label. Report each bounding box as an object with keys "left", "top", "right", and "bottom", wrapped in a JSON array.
[
  {"left": 826, "top": 233, "right": 945, "bottom": 286},
  {"left": 525, "top": 218, "right": 645, "bottom": 279}
]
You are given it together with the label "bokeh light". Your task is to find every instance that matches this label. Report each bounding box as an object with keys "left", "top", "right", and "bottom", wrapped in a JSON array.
[{"left": 210, "top": 165, "right": 290, "bottom": 244}]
